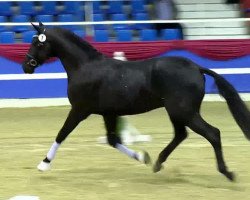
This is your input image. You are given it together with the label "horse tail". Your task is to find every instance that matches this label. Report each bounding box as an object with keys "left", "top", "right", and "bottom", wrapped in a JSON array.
[{"left": 200, "top": 67, "right": 250, "bottom": 140}]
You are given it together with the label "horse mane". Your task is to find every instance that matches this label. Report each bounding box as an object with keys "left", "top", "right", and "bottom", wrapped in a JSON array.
[{"left": 52, "top": 28, "right": 104, "bottom": 60}]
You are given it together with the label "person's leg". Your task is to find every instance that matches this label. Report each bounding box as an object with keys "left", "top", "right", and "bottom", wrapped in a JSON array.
[{"left": 154, "top": 23, "right": 184, "bottom": 39}]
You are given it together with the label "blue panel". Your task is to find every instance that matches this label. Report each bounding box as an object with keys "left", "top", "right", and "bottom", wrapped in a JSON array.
[
  {"left": 160, "top": 50, "right": 250, "bottom": 68},
  {"left": 130, "top": 0, "right": 146, "bottom": 13},
  {"left": 132, "top": 13, "right": 151, "bottom": 30},
  {"left": 0, "top": 58, "right": 64, "bottom": 74},
  {"left": 160, "top": 50, "right": 250, "bottom": 93},
  {"left": 161, "top": 29, "right": 182, "bottom": 40},
  {"left": 111, "top": 14, "right": 129, "bottom": 30},
  {"left": 18, "top": 2, "right": 36, "bottom": 16},
  {"left": 224, "top": 74, "right": 250, "bottom": 93},
  {"left": 35, "top": 15, "right": 53, "bottom": 23},
  {"left": 93, "top": 1, "right": 102, "bottom": 14},
  {"left": 140, "top": 29, "right": 157, "bottom": 41},
  {"left": 62, "top": 1, "right": 82, "bottom": 15},
  {"left": 0, "top": 79, "right": 67, "bottom": 98},
  {"left": 39, "top": 2, "right": 57, "bottom": 15},
  {"left": 22, "top": 31, "right": 36, "bottom": 43},
  {"left": 94, "top": 30, "right": 109, "bottom": 42},
  {"left": 0, "top": 16, "right": 7, "bottom": 32},
  {"left": 116, "top": 30, "right": 132, "bottom": 41},
  {"left": 11, "top": 15, "right": 30, "bottom": 33},
  {"left": 204, "top": 74, "right": 250, "bottom": 93},
  {"left": 58, "top": 14, "right": 78, "bottom": 30},
  {"left": 0, "top": 32, "right": 15, "bottom": 44},
  {"left": 0, "top": 2, "right": 12, "bottom": 16},
  {"left": 93, "top": 13, "right": 107, "bottom": 30},
  {"left": 107, "top": 1, "right": 123, "bottom": 14},
  {"left": 0, "top": 49, "right": 250, "bottom": 99}
]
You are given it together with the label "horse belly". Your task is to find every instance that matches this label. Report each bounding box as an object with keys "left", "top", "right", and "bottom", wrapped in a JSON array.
[
  {"left": 96, "top": 91, "right": 163, "bottom": 115},
  {"left": 122, "top": 100, "right": 163, "bottom": 115}
]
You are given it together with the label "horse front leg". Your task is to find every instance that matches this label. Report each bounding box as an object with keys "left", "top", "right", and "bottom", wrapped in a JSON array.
[{"left": 37, "top": 108, "right": 89, "bottom": 171}]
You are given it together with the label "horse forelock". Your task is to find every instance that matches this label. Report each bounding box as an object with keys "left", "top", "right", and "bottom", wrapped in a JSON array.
[{"left": 50, "top": 28, "right": 103, "bottom": 59}]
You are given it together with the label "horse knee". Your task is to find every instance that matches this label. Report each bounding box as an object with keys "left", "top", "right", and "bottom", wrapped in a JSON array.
[{"left": 107, "top": 133, "right": 122, "bottom": 148}]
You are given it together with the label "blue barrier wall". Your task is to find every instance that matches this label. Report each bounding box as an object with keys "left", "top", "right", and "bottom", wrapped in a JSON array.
[{"left": 0, "top": 50, "right": 250, "bottom": 98}]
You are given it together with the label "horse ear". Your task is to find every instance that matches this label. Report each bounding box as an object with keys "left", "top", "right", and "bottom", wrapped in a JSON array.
[
  {"left": 31, "top": 21, "right": 45, "bottom": 34},
  {"left": 38, "top": 21, "right": 46, "bottom": 33},
  {"left": 39, "top": 21, "right": 44, "bottom": 28},
  {"left": 31, "top": 22, "right": 40, "bottom": 33}
]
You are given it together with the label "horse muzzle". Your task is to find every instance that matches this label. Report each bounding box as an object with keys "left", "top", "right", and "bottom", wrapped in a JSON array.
[{"left": 22, "top": 63, "right": 35, "bottom": 74}]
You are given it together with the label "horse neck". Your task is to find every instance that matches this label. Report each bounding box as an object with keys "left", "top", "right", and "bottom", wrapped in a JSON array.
[
  {"left": 50, "top": 32, "right": 103, "bottom": 77},
  {"left": 51, "top": 41, "right": 88, "bottom": 77}
]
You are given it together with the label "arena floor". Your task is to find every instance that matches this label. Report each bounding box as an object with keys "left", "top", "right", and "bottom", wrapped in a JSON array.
[{"left": 1, "top": 102, "right": 250, "bottom": 200}]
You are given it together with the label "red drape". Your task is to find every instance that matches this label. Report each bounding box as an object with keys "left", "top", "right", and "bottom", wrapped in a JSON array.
[
  {"left": 0, "top": 39, "right": 250, "bottom": 63},
  {"left": 241, "top": 0, "right": 250, "bottom": 10}
]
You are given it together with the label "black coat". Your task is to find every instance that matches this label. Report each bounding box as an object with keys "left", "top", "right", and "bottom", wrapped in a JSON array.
[{"left": 225, "top": 0, "right": 240, "bottom": 4}]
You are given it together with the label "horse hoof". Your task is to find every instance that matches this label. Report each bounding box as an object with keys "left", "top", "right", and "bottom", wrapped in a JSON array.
[
  {"left": 153, "top": 162, "right": 163, "bottom": 173},
  {"left": 137, "top": 151, "right": 151, "bottom": 165},
  {"left": 225, "top": 171, "right": 236, "bottom": 182},
  {"left": 142, "top": 151, "right": 151, "bottom": 165},
  {"left": 37, "top": 161, "right": 51, "bottom": 172}
]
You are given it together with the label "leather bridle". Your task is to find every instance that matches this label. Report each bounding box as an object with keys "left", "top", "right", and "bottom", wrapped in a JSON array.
[{"left": 25, "top": 33, "right": 46, "bottom": 68}]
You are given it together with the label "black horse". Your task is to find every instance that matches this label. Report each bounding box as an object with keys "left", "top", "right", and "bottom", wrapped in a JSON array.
[{"left": 22, "top": 22, "right": 250, "bottom": 181}]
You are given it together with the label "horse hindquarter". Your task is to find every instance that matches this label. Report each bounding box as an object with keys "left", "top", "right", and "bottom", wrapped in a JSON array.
[{"left": 151, "top": 58, "right": 205, "bottom": 120}]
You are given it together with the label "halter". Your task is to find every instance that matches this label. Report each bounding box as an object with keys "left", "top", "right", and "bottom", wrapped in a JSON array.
[{"left": 26, "top": 29, "right": 47, "bottom": 68}]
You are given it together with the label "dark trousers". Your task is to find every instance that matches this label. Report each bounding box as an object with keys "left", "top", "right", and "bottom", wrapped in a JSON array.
[{"left": 154, "top": 23, "right": 184, "bottom": 39}]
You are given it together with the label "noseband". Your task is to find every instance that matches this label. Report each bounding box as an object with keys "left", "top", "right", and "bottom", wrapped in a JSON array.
[{"left": 26, "top": 53, "right": 40, "bottom": 67}]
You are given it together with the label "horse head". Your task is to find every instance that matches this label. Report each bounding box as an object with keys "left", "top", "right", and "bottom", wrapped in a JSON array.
[{"left": 22, "top": 22, "right": 54, "bottom": 74}]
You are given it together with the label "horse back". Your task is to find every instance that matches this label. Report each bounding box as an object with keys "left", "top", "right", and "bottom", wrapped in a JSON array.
[{"left": 151, "top": 56, "right": 205, "bottom": 92}]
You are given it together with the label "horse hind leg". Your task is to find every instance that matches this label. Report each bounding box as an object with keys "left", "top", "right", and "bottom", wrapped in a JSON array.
[
  {"left": 153, "top": 117, "right": 188, "bottom": 173},
  {"left": 188, "top": 113, "right": 235, "bottom": 181},
  {"left": 153, "top": 94, "right": 199, "bottom": 173}
]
